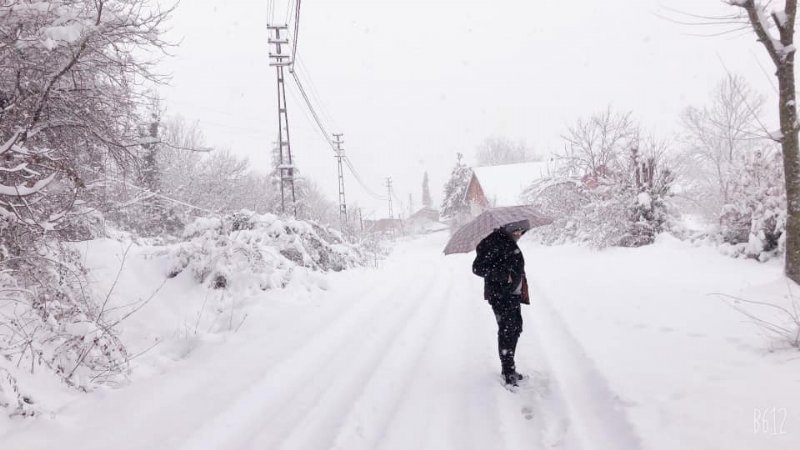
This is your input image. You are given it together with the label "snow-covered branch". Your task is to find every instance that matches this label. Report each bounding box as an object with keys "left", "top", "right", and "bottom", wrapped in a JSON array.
[{"left": 0, "top": 173, "right": 56, "bottom": 197}]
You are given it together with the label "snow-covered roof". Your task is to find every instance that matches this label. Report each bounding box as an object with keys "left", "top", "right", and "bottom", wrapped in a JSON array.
[{"left": 471, "top": 161, "right": 554, "bottom": 207}]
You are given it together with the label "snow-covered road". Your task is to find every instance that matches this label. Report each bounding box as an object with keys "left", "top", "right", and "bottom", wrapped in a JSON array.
[
  {"left": 2, "top": 232, "right": 798, "bottom": 449},
  {"left": 1, "top": 233, "right": 644, "bottom": 450}
]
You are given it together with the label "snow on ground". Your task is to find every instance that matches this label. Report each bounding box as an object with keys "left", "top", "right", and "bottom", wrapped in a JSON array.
[
  {"left": 1, "top": 232, "right": 799, "bottom": 449},
  {"left": 524, "top": 234, "right": 800, "bottom": 450}
]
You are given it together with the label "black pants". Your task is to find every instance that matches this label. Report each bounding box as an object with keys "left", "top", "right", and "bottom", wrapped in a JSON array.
[{"left": 489, "top": 295, "right": 523, "bottom": 374}]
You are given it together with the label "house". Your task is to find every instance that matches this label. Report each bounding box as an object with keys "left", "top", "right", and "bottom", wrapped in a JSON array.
[
  {"left": 408, "top": 207, "right": 439, "bottom": 223},
  {"left": 363, "top": 218, "right": 404, "bottom": 234},
  {"left": 464, "top": 161, "right": 554, "bottom": 212},
  {"left": 406, "top": 207, "right": 447, "bottom": 234}
]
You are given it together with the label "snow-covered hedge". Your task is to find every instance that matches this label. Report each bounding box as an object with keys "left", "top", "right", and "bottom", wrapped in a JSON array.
[{"left": 163, "top": 211, "right": 367, "bottom": 291}]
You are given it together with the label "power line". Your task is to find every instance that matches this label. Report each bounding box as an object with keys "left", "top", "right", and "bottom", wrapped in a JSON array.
[
  {"left": 285, "top": 80, "right": 336, "bottom": 148},
  {"left": 276, "top": 2, "right": 386, "bottom": 206},
  {"left": 167, "top": 99, "right": 271, "bottom": 125},
  {"left": 290, "top": 71, "right": 388, "bottom": 204},
  {"left": 295, "top": 58, "right": 339, "bottom": 132},
  {"left": 344, "top": 156, "right": 387, "bottom": 200},
  {"left": 284, "top": 0, "right": 293, "bottom": 25},
  {"left": 289, "top": 69, "right": 335, "bottom": 151},
  {"left": 291, "top": 0, "right": 301, "bottom": 65},
  {"left": 192, "top": 119, "right": 270, "bottom": 135}
]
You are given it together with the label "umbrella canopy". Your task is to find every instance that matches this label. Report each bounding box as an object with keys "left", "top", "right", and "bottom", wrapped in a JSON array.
[{"left": 443, "top": 205, "right": 553, "bottom": 255}]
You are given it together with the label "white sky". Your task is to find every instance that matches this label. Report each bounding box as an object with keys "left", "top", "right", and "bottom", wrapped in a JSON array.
[{"left": 157, "top": 0, "right": 776, "bottom": 218}]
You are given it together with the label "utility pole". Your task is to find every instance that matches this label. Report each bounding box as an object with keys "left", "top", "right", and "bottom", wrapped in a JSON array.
[
  {"left": 267, "top": 24, "right": 297, "bottom": 217},
  {"left": 386, "top": 177, "right": 394, "bottom": 219},
  {"left": 333, "top": 133, "right": 347, "bottom": 229}
]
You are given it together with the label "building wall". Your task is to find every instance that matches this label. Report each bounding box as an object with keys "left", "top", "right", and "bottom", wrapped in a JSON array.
[{"left": 465, "top": 174, "right": 488, "bottom": 210}]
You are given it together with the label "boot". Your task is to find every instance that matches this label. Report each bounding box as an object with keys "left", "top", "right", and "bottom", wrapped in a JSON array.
[{"left": 502, "top": 371, "right": 520, "bottom": 387}]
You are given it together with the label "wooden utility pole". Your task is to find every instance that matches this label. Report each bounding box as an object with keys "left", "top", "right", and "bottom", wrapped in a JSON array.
[{"left": 267, "top": 24, "right": 297, "bottom": 217}]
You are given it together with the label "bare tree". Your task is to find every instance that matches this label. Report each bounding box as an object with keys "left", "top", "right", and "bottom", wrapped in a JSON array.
[
  {"left": 157, "top": 115, "right": 206, "bottom": 201},
  {"left": 726, "top": 0, "right": 800, "bottom": 281},
  {"left": 299, "top": 178, "right": 338, "bottom": 225},
  {"left": 559, "top": 107, "right": 638, "bottom": 179},
  {"left": 680, "top": 74, "right": 770, "bottom": 215},
  {"left": 475, "top": 136, "right": 538, "bottom": 167}
]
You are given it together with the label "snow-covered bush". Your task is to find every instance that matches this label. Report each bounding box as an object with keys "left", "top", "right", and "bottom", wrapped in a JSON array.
[
  {"left": 527, "top": 109, "right": 677, "bottom": 248},
  {"left": 0, "top": 240, "right": 130, "bottom": 417},
  {"left": 527, "top": 173, "right": 675, "bottom": 248},
  {"left": 717, "top": 149, "right": 785, "bottom": 261},
  {"left": 165, "top": 212, "right": 367, "bottom": 291},
  {"left": 0, "top": 365, "right": 36, "bottom": 418},
  {"left": 678, "top": 75, "right": 785, "bottom": 261}
]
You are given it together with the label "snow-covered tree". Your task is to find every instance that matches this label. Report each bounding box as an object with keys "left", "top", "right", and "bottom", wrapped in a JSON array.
[
  {"left": 0, "top": 0, "right": 172, "bottom": 240},
  {"left": 725, "top": 0, "right": 800, "bottom": 281},
  {"left": 678, "top": 75, "right": 786, "bottom": 259},
  {"left": 422, "top": 171, "right": 432, "bottom": 208},
  {"left": 0, "top": 0, "right": 173, "bottom": 398},
  {"left": 440, "top": 153, "right": 472, "bottom": 219}
]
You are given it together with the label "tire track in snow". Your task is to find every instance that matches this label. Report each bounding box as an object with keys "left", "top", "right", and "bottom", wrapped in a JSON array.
[
  {"left": 519, "top": 317, "right": 577, "bottom": 448},
  {"left": 268, "top": 256, "right": 450, "bottom": 450},
  {"left": 131, "top": 267, "right": 413, "bottom": 449},
  {"left": 174, "top": 258, "right": 442, "bottom": 450},
  {"left": 414, "top": 263, "right": 513, "bottom": 450},
  {"left": 421, "top": 265, "right": 517, "bottom": 450},
  {"left": 0, "top": 257, "right": 426, "bottom": 450},
  {"left": 2, "top": 274, "right": 398, "bottom": 450},
  {"left": 320, "top": 261, "right": 457, "bottom": 450},
  {"left": 330, "top": 256, "right": 511, "bottom": 450},
  {"left": 528, "top": 281, "right": 643, "bottom": 450},
  {"left": 456, "top": 268, "right": 543, "bottom": 450}
]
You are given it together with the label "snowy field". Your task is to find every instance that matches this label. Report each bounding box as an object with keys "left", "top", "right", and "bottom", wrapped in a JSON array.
[{"left": 1, "top": 232, "right": 799, "bottom": 450}]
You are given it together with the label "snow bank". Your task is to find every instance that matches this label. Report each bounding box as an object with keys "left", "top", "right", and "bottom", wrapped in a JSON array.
[
  {"left": 164, "top": 211, "right": 366, "bottom": 291},
  {"left": 0, "top": 212, "right": 369, "bottom": 421}
]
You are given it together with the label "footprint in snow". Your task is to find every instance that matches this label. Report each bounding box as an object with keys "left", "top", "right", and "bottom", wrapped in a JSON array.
[{"left": 521, "top": 406, "right": 534, "bottom": 420}]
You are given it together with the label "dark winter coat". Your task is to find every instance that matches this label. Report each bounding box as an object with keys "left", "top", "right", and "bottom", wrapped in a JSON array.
[{"left": 472, "top": 229, "right": 529, "bottom": 304}]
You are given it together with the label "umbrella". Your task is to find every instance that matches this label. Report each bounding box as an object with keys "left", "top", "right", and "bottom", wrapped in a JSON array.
[{"left": 443, "top": 205, "right": 553, "bottom": 255}]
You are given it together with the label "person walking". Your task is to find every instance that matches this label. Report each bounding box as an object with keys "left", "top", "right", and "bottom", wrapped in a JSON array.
[{"left": 471, "top": 219, "right": 531, "bottom": 386}]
